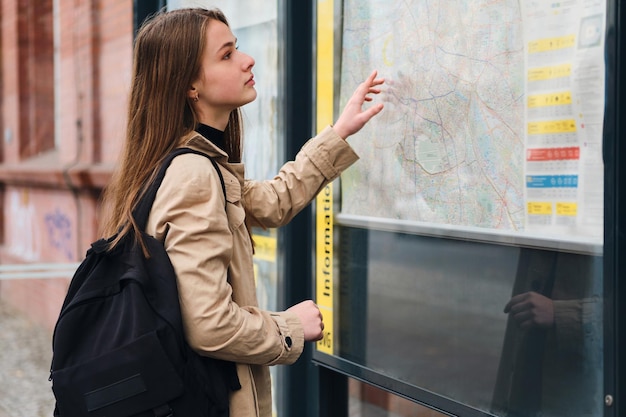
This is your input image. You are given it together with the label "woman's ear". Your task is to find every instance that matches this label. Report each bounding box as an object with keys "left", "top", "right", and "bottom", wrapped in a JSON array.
[{"left": 187, "top": 86, "right": 199, "bottom": 101}]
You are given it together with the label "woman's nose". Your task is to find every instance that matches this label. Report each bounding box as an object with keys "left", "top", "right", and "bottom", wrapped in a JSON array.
[{"left": 243, "top": 53, "right": 255, "bottom": 70}]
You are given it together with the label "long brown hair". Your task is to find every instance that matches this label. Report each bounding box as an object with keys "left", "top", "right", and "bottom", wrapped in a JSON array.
[{"left": 100, "top": 8, "right": 243, "bottom": 249}]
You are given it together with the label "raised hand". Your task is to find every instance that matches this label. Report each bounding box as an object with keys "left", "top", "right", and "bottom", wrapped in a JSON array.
[{"left": 333, "top": 70, "right": 385, "bottom": 140}]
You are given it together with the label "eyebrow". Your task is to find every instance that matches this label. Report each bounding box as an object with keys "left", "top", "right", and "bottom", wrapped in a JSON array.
[{"left": 216, "top": 38, "right": 237, "bottom": 54}]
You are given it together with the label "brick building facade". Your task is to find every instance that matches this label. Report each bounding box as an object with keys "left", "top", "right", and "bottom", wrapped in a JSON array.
[{"left": 0, "top": 0, "right": 134, "bottom": 331}]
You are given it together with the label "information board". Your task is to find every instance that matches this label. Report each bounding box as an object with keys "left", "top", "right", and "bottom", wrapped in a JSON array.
[{"left": 339, "top": 0, "right": 606, "bottom": 245}]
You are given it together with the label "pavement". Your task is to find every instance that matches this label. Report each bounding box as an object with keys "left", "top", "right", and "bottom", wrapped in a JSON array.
[{"left": 0, "top": 301, "right": 55, "bottom": 417}]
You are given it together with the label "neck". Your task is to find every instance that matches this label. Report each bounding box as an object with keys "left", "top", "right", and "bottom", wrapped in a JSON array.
[
  {"left": 195, "top": 108, "right": 230, "bottom": 131},
  {"left": 195, "top": 123, "right": 225, "bottom": 152}
]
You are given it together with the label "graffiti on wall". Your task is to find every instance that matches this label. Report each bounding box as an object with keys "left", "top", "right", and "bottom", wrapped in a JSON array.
[
  {"left": 44, "top": 208, "right": 74, "bottom": 261},
  {"left": 7, "top": 190, "right": 75, "bottom": 261}
]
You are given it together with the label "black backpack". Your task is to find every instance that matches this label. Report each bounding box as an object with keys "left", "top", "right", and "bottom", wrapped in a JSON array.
[{"left": 50, "top": 148, "right": 241, "bottom": 417}]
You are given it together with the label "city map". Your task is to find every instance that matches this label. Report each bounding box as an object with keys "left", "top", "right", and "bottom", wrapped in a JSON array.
[{"left": 340, "top": 0, "right": 526, "bottom": 231}]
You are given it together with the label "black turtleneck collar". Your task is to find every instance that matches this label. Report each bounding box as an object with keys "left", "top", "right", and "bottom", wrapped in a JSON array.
[{"left": 195, "top": 123, "right": 225, "bottom": 151}]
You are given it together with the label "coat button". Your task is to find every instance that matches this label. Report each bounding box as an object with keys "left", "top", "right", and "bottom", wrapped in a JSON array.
[{"left": 285, "top": 336, "right": 292, "bottom": 348}]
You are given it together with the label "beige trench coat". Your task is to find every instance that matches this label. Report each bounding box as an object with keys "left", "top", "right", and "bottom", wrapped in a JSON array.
[{"left": 145, "top": 126, "right": 358, "bottom": 417}]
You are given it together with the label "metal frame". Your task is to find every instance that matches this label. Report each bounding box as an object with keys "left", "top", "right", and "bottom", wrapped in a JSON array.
[
  {"left": 604, "top": 1, "right": 624, "bottom": 415},
  {"left": 277, "top": 1, "right": 321, "bottom": 416},
  {"left": 311, "top": 1, "right": 622, "bottom": 417},
  {"left": 133, "top": 0, "right": 165, "bottom": 34}
]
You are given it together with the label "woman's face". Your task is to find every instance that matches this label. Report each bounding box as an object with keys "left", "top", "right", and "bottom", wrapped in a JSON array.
[{"left": 189, "top": 19, "right": 256, "bottom": 126}]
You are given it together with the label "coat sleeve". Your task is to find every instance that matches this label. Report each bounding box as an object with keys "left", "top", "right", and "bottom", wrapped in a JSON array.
[
  {"left": 146, "top": 153, "right": 303, "bottom": 365},
  {"left": 243, "top": 126, "right": 359, "bottom": 228},
  {"left": 551, "top": 296, "right": 602, "bottom": 359}
]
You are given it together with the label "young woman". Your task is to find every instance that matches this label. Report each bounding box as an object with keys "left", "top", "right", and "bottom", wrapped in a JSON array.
[{"left": 100, "top": 7, "right": 384, "bottom": 417}]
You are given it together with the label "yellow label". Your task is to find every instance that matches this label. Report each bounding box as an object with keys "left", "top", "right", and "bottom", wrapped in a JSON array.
[
  {"left": 252, "top": 234, "right": 277, "bottom": 262},
  {"left": 527, "top": 119, "right": 577, "bottom": 135},
  {"left": 527, "top": 202, "right": 553, "bottom": 215},
  {"left": 527, "top": 63, "right": 571, "bottom": 81},
  {"left": 315, "top": 0, "right": 335, "bottom": 355},
  {"left": 528, "top": 92, "right": 572, "bottom": 108},
  {"left": 556, "top": 202, "right": 578, "bottom": 216},
  {"left": 528, "top": 34, "right": 576, "bottom": 53}
]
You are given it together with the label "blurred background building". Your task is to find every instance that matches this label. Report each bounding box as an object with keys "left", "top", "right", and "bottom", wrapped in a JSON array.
[{"left": 0, "top": 0, "right": 134, "bottom": 330}]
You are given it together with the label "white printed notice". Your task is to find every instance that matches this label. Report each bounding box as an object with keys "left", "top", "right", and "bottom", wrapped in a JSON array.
[{"left": 523, "top": 0, "right": 605, "bottom": 240}]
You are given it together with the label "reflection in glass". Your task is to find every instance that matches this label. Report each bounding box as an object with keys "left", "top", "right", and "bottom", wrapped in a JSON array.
[
  {"left": 337, "top": 227, "right": 603, "bottom": 416},
  {"left": 492, "top": 248, "right": 603, "bottom": 416}
]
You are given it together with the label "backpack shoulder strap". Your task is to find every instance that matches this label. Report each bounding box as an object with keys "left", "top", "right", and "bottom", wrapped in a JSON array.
[{"left": 133, "top": 148, "right": 226, "bottom": 231}]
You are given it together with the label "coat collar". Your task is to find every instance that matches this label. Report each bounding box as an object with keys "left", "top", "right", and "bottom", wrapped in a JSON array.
[
  {"left": 180, "top": 131, "right": 228, "bottom": 160},
  {"left": 179, "top": 131, "right": 246, "bottom": 189}
]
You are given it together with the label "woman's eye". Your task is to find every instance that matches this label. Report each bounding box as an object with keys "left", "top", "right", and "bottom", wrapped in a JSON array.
[{"left": 224, "top": 45, "right": 239, "bottom": 60}]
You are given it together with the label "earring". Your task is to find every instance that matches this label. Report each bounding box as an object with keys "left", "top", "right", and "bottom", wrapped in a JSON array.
[{"left": 193, "top": 94, "right": 199, "bottom": 102}]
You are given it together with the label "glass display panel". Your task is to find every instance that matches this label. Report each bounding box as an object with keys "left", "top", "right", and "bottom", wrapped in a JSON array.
[
  {"left": 314, "top": 0, "right": 608, "bottom": 415},
  {"left": 336, "top": 226, "right": 603, "bottom": 416},
  {"left": 348, "top": 377, "right": 447, "bottom": 417},
  {"left": 338, "top": 0, "right": 606, "bottom": 248}
]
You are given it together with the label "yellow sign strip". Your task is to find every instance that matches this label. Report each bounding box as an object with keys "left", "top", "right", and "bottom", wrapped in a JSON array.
[
  {"left": 527, "top": 91, "right": 572, "bottom": 108},
  {"left": 316, "top": 187, "right": 334, "bottom": 353},
  {"left": 316, "top": 0, "right": 334, "bottom": 132},
  {"left": 315, "top": 0, "right": 335, "bottom": 355},
  {"left": 556, "top": 202, "right": 578, "bottom": 216},
  {"left": 527, "top": 119, "right": 577, "bottom": 134},
  {"left": 527, "top": 63, "right": 571, "bottom": 81},
  {"left": 527, "top": 202, "right": 553, "bottom": 215},
  {"left": 252, "top": 234, "right": 277, "bottom": 262},
  {"left": 528, "top": 34, "right": 576, "bottom": 53}
]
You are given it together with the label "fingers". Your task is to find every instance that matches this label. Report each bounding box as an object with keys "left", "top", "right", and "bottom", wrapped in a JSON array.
[
  {"left": 333, "top": 70, "right": 385, "bottom": 139},
  {"left": 287, "top": 300, "right": 325, "bottom": 342},
  {"left": 507, "top": 301, "right": 535, "bottom": 328},
  {"left": 365, "top": 69, "right": 384, "bottom": 86},
  {"left": 363, "top": 75, "right": 384, "bottom": 97},
  {"left": 315, "top": 305, "right": 324, "bottom": 341},
  {"left": 363, "top": 87, "right": 383, "bottom": 102},
  {"left": 369, "top": 79, "right": 385, "bottom": 88},
  {"left": 314, "top": 320, "right": 325, "bottom": 341},
  {"left": 512, "top": 310, "right": 532, "bottom": 324},
  {"left": 504, "top": 291, "right": 554, "bottom": 329},
  {"left": 503, "top": 291, "right": 532, "bottom": 313},
  {"left": 354, "top": 71, "right": 384, "bottom": 100},
  {"left": 365, "top": 103, "right": 384, "bottom": 119},
  {"left": 307, "top": 302, "right": 324, "bottom": 341},
  {"left": 506, "top": 296, "right": 531, "bottom": 315},
  {"left": 364, "top": 69, "right": 378, "bottom": 85}
]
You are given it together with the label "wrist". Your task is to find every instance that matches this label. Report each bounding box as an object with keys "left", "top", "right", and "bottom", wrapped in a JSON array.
[{"left": 332, "top": 123, "right": 348, "bottom": 140}]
